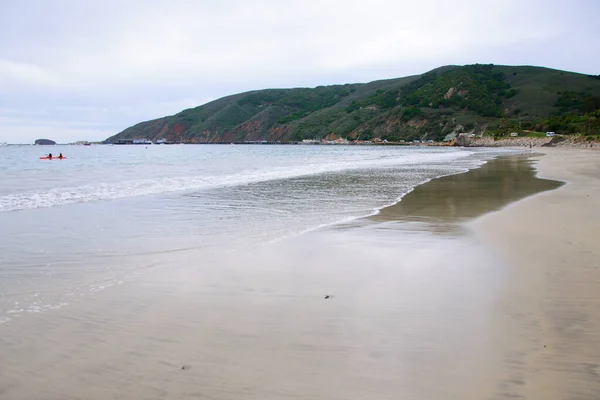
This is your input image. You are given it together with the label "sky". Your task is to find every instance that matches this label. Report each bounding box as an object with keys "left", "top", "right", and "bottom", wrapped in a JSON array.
[{"left": 0, "top": 0, "right": 598, "bottom": 144}]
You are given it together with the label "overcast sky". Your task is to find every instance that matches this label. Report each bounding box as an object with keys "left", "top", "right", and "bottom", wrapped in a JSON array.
[{"left": 1, "top": 0, "right": 598, "bottom": 143}]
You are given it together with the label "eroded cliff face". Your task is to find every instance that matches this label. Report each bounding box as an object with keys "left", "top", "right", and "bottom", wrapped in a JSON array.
[
  {"left": 158, "top": 123, "right": 187, "bottom": 143},
  {"left": 227, "top": 119, "right": 267, "bottom": 142},
  {"left": 267, "top": 125, "right": 291, "bottom": 142}
]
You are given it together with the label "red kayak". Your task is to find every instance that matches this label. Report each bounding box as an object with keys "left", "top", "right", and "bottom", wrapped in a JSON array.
[{"left": 40, "top": 156, "right": 67, "bottom": 160}]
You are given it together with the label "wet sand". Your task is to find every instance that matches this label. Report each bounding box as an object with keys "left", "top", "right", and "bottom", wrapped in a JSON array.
[
  {"left": 1, "top": 151, "right": 596, "bottom": 399},
  {"left": 371, "top": 154, "right": 561, "bottom": 231}
]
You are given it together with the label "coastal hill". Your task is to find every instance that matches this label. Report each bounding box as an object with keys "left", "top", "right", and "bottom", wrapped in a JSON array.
[{"left": 106, "top": 64, "right": 600, "bottom": 143}]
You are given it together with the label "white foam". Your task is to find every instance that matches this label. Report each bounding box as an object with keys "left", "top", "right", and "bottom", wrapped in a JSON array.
[
  {"left": 5, "top": 302, "right": 69, "bottom": 318},
  {"left": 0, "top": 150, "right": 475, "bottom": 212},
  {"left": 259, "top": 159, "right": 488, "bottom": 247}
]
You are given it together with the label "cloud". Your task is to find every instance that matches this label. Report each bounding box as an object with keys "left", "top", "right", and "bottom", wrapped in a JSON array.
[
  {"left": 0, "top": 59, "right": 62, "bottom": 87},
  {"left": 0, "top": 0, "right": 598, "bottom": 143}
]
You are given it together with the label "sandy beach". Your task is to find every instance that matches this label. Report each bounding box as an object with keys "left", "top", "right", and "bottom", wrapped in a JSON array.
[
  {"left": 471, "top": 148, "right": 600, "bottom": 399},
  {"left": 1, "top": 149, "right": 599, "bottom": 399}
]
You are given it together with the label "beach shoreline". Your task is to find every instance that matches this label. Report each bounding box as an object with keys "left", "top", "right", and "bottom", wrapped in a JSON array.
[{"left": 1, "top": 148, "right": 598, "bottom": 399}]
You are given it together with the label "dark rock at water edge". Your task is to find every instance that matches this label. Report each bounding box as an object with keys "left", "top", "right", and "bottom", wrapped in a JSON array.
[
  {"left": 35, "top": 139, "right": 56, "bottom": 145},
  {"left": 454, "top": 134, "right": 472, "bottom": 147}
]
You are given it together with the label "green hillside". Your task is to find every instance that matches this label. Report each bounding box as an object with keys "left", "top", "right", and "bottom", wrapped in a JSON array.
[{"left": 107, "top": 64, "right": 600, "bottom": 143}]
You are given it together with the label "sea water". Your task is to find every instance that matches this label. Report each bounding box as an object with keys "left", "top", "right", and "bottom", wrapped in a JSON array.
[{"left": 0, "top": 144, "right": 504, "bottom": 323}]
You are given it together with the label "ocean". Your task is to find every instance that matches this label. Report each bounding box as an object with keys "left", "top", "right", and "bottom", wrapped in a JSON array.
[{"left": 0, "top": 144, "right": 502, "bottom": 324}]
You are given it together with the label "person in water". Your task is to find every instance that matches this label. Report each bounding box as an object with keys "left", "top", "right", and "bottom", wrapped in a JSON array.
[{"left": 48, "top": 153, "right": 53, "bottom": 159}]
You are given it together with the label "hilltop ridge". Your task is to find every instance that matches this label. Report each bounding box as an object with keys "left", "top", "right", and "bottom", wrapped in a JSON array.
[{"left": 107, "top": 64, "right": 600, "bottom": 143}]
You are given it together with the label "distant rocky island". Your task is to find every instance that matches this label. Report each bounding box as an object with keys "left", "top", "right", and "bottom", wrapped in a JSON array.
[
  {"left": 35, "top": 139, "right": 56, "bottom": 145},
  {"left": 106, "top": 64, "right": 600, "bottom": 144}
]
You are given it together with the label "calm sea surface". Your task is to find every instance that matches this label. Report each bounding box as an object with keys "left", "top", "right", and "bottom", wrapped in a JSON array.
[{"left": 0, "top": 144, "right": 503, "bottom": 323}]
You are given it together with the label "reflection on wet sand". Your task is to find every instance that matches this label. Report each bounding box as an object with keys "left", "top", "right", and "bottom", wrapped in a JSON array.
[{"left": 372, "top": 155, "right": 562, "bottom": 225}]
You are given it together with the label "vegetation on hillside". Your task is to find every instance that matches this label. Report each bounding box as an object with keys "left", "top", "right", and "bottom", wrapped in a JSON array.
[
  {"left": 400, "top": 64, "right": 516, "bottom": 117},
  {"left": 107, "top": 64, "right": 600, "bottom": 144},
  {"left": 489, "top": 88, "right": 600, "bottom": 137},
  {"left": 237, "top": 85, "right": 356, "bottom": 125}
]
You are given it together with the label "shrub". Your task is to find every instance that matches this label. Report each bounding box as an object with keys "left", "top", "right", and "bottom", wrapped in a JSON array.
[{"left": 401, "top": 107, "right": 423, "bottom": 122}]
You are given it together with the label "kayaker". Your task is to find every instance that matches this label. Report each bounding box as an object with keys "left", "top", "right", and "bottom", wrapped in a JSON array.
[
  {"left": 58, "top": 153, "right": 64, "bottom": 159},
  {"left": 48, "top": 153, "right": 53, "bottom": 160}
]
